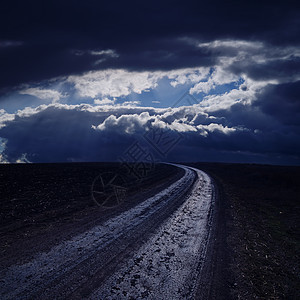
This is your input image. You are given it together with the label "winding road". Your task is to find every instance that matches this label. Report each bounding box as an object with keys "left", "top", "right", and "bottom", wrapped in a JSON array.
[{"left": 0, "top": 164, "right": 217, "bottom": 299}]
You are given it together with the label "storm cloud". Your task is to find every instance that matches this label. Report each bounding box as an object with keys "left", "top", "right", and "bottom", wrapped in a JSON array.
[
  {"left": 1, "top": 94, "right": 299, "bottom": 164},
  {"left": 0, "top": 0, "right": 299, "bottom": 165},
  {"left": 0, "top": 0, "right": 299, "bottom": 90}
]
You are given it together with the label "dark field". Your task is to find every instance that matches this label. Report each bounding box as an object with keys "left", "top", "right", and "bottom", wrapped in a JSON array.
[
  {"left": 189, "top": 162, "right": 300, "bottom": 299},
  {"left": 0, "top": 162, "right": 183, "bottom": 226},
  {"left": 0, "top": 162, "right": 184, "bottom": 267},
  {"left": 1, "top": 162, "right": 299, "bottom": 299}
]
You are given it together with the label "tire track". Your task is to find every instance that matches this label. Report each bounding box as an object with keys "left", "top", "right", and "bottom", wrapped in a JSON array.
[
  {"left": 88, "top": 166, "right": 215, "bottom": 299},
  {"left": 0, "top": 165, "right": 197, "bottom": 299}
]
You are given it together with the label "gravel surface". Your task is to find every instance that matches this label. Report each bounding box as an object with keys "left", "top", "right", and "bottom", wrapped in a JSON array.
[{"left": 0, "top": 164, "right": 217, "bottom": 299}]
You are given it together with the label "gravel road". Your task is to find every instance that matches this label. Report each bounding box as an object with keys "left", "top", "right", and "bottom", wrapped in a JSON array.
[{"left": 0, "top": 164, "right": 216, "bottom": 299}]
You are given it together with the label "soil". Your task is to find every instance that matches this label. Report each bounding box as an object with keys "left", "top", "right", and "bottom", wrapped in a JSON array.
[
  {"left": 0, "top": 162, "right": 184, "bottom": 268},
  {"left": 1, "top": 164, "right": 200, "bottom": 299},
  {"left": 188, "top": 162, "right": 300, "bottom": 300},
  {"left": 1, "top": 161, "right": 299, "bottom": 299}
]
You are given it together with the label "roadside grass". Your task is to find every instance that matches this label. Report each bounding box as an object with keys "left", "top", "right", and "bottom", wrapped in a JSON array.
[{"left": 189, "top": 163, "right": 300, "bottom": 299}]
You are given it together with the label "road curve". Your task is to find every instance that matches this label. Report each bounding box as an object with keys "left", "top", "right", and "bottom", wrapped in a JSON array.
[{"left": 0, "top": 164, "right": 216, "bottom": 299}]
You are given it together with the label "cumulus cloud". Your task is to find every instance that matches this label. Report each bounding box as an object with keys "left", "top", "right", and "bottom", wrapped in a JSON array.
[
  {"left": 190, "top": 81, "right": 214, "bottom": 94},
  {"left": 67, "top": 67, "right": 210, "bottom": 99},
  {"left": 14, "top": 39, "right": 298, "bottom": 112},
  {"left": 61, "top": 39, "right": 300, "bottom": 104},
  {"left": 0, "top": 95, "right": 299, "bottom": 164},
  {"left": 92, "top": 104, "right": 240, "bottom": 136},
  {"left": 67, "top": 69, "right": 162, "bottom": 98},
  {"left": 19, "top": 87, "right": 63, "bottom": 103},
  {"left": 94, "top": 112, "right": 152, "bottom": 134},
  {"left": 193, "top": 39, "right": 300, "bottom": 88},
  {"left": 197, "top": 123, "right": 237, "bottom": 136},
  {"left": 0, "top": 102, "right": 240, "bottom": 162},
  {"left": 168, "top": 67, "right": 210, "bottom": 87},
  {"left": 94, "top": 98, "right": 116, "bottom": 105},
  {"left": 0, "top": 109, "right": 15, "bottom": 129},
  {"left": 1, "top": 34, "right": 300, "bottom": 165}
]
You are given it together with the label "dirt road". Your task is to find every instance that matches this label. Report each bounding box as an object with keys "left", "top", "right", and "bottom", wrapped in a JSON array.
[{"left": 0, "top": 164, "right": 216, "bottom": 299}]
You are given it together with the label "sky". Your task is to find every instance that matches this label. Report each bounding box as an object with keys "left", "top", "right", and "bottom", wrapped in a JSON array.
[{"left": 0, "top": 0, "right": 300, "bottom": 164}]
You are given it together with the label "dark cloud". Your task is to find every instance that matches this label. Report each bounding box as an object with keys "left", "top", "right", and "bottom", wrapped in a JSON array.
[
  {"left": 1, "top": 103, "right": 299, "bottom": 164},
  {"left": 254, "top": 81, "right": 300, "bottom": 127},
  {"left": 229, "top": 56, "right": 300, "bottom": 82},
  {"left": 0, "top": 0, "right": 299, "bottom": 90},
  {"left": 0, "top": 106, "right": 134, "bottom": 162},
  {"left": 1, "top": 1, "right": 299, "bottom": 165}
]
